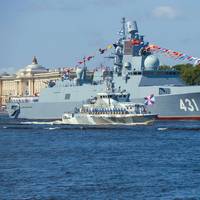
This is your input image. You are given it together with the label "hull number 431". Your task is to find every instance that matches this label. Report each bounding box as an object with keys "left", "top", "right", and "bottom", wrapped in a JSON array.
[{"left": 180, "top": 98, "right": 199, "bottom": 112}]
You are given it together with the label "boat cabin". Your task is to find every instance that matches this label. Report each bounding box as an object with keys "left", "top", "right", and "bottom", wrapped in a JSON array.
[{"left": 97, "top": 92, "right": 130, "bottom": 102}]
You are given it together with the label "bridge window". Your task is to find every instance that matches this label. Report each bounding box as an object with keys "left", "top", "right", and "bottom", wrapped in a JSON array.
[
  {"left": 128, "top": 71, "right": 142, "bottom": 75},
  {"left": 159, "top": 88, "right": 171, "bottom": 95},
  {"left": 65, "top": 94, "right": 71, "bottom": 100}
]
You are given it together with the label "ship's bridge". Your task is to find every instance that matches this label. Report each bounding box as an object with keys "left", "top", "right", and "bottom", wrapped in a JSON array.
[{"left": 97, "top": 91, "right": 130, "bottom": 102}]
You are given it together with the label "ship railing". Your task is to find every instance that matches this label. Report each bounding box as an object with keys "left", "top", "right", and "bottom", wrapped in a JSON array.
[
  {"left": 9, "top": 96, "right": 39, "bottom": 103},
  {"left": 80, "top": 107, "right": 129, "bottom": 115}
]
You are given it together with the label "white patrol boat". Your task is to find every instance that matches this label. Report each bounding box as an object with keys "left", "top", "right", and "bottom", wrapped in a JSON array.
[{"left": 62, "top": 82, "right": 157, "bottom": 125}]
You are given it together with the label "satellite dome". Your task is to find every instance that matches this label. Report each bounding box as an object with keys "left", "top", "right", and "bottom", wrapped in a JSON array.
[{"left": 144, "top": 55, "right": 159, "bottom": 70}]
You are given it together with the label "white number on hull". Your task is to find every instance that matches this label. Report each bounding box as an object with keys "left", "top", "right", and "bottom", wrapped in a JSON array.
[
  {"left": 180, "top": 99, "right": 187, "bottom": 111},
  {"left": 192, "top": 99, "right": 199, "bottom": 111},
  {"left": 185, "top": 98, "right": 195, "bottom": 112},
  {"left": 180, "top": 98, "right": 199, "bottom": 112}
]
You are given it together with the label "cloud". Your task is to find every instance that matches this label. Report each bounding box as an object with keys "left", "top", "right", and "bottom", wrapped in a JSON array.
[{"left": 152, "top": 6, "right": 180, "bottom": 20}]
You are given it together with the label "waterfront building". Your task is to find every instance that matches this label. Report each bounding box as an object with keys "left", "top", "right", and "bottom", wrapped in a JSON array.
[{"left": 0, "top": 56, "right": 62, "bottom": 106}]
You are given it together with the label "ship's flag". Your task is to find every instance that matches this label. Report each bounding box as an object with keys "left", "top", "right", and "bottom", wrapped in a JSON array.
[
  {"left": 113, "top": 43, "right": 118, "bottom": 49},
  {"left": 131, "top": 39, "right": 141, "bottom": 46},
  {"left": 107, "top": 44, "right": 113, "bottom": 49},
  {"left": 194, "top": 59, "right": 200, "bottom": 65},
  {"left": 176, "top": 53, "right": 183, "bottom": 58},
  {"left": 172, "top": 51, "right": 180, "bottom": 57},
  {"left": 149, "top": 44, "right": 159, "bottom": 50},
  {"left": 187, "top": 56, "right": 195, "bottom": 61},
  {"left": 86, "top": 56, "right": 94, "bottom": 61},
  {"left": 143, "top": 43, "right": 200, "bottom": 65},
  {"left": 178, "top": 54, "right": 186, "bottom": 59},
  {"left": 99, "top": 48, "right": 107, "bottom": 54},
  {"left": 144, "top": 94, "right": 155, "bottom": 106},
  {"left": 63, "top": 68, "right": 71, "bottom": 74}
]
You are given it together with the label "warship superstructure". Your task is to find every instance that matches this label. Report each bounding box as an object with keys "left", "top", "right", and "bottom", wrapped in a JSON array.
[{"left": 7, "top": 18, "right": 200, "bottom": 120}]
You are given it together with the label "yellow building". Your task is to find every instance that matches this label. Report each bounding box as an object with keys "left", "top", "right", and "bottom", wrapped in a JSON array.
[{"left": 0, "top": 57, "right": 62, "bottom": 106}]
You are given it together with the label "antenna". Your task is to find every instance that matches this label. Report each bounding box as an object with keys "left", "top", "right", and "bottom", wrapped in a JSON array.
[
  {"left": 122, "top": 17, "right": 126, "bottom": 39},
  {"left": 118, "top": 17, "right": 126, "bottom": 39},
  {"left": 83, "top": 56, "right": 86, "bottom": 68}
]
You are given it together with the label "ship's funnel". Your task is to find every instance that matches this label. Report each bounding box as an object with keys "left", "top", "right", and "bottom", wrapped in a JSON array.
[{"left": 126, "top": 21, "right": 138, "bottom": 34}]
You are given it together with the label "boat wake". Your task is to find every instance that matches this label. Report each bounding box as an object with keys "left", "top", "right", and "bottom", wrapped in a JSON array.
[
  {"left": 157, "top": 126, "right": 200, "bottom": 131},
  {"left": 157, "top": 127, "right": 168, "bottom": 131},
  {"left": 0, "top": 121, "right": 149, "bottom": 131},
  {"left": 1, "top": 119, "right": 200, "bottom": 132},
  {"left": 20, "top": 121, "right": 61, "bottom": 125}
]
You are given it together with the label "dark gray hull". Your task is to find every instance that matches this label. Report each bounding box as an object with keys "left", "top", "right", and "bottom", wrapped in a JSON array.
[
  {"left": 7, "top": 92, "right": 200, "bottom": 120},
  {"left": 7, "top": 101, "right": 82, "bottom": 120},
  {"left": 133, "top": 92, "right": 200, "bottom": 120}
]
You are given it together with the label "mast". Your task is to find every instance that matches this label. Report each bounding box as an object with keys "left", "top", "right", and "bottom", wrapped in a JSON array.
[
  {"left": 114, "top": 18, "right": 125, "bottom": 73},
  {"left": 83, "top": 56, "right": 86, "bottom": 68},
  {"left": 121, "top": 17, "right": 126, "bottom": 40},
  {"left": 83, "top": 56, "right": 87, "bottom": 80}
]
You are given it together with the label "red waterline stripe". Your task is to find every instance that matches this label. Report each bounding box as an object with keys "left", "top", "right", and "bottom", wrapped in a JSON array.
[{"left": 158, "top": 116, "right": 200, "bottom": 120}]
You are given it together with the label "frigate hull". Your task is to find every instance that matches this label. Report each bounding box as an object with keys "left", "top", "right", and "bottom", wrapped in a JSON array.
[
  {"left": 7, "top": 92, "right": 200, "bottom": 120},
  {"left": 7, "top": 101, "right": 82, "bottom": 120}
]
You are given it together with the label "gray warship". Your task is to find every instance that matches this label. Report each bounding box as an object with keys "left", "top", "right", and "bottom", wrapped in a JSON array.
[{"left": 7, "top": 18, "right": 200, "bottom": 120}]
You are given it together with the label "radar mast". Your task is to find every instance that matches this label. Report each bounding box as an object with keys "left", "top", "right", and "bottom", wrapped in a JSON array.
[{"left": 121, "top": 17, "right": 126, "bottom": 40}]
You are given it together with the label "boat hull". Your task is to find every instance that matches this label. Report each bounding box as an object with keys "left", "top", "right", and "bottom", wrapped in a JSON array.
[{"left": 62, "top": 113, "right": 156, "bottom": 125}]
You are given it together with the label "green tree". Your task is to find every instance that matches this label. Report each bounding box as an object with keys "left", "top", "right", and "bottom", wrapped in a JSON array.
[
  {"left": 193, "top": 66, "right": 200, "bottom": 85},
  {"left": 174, "top": 64, "right": 200, "bottom": 85},
  {"left": 159, "top": 65, "right": 171, "bottom": 70},
  {"left": 160, "top": 63, "right": 200, "bottom": 85}
]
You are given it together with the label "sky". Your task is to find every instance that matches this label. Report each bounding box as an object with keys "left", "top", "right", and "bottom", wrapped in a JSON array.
[{"left": 0, "top": 0, "right": 200, "bottom": 73}]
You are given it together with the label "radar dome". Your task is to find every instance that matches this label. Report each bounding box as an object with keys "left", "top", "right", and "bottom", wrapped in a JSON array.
[{"left": 144, "top": 55, "right": 159, "bottom": 70}]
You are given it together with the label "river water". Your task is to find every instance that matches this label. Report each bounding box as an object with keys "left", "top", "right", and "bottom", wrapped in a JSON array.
[{"left": 0, "top": 116, "right": 200, "bottom": 200}]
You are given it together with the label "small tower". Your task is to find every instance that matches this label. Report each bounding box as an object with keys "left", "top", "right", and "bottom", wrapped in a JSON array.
[
  {"left": 32, "top": 56, "right": 38, "bottom": 65},
  {"left": 121, "top": 17, "right": 126, "bottom": 40}
]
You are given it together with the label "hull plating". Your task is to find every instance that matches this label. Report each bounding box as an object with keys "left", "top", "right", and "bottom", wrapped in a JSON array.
[{"left": 7, "top": 92, "right": 200, "bottom": 120}]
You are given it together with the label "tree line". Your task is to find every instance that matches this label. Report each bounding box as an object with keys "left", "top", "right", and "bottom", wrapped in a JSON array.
[{"left": 160, "top": 64, "right": 200, "bottom": 85}]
